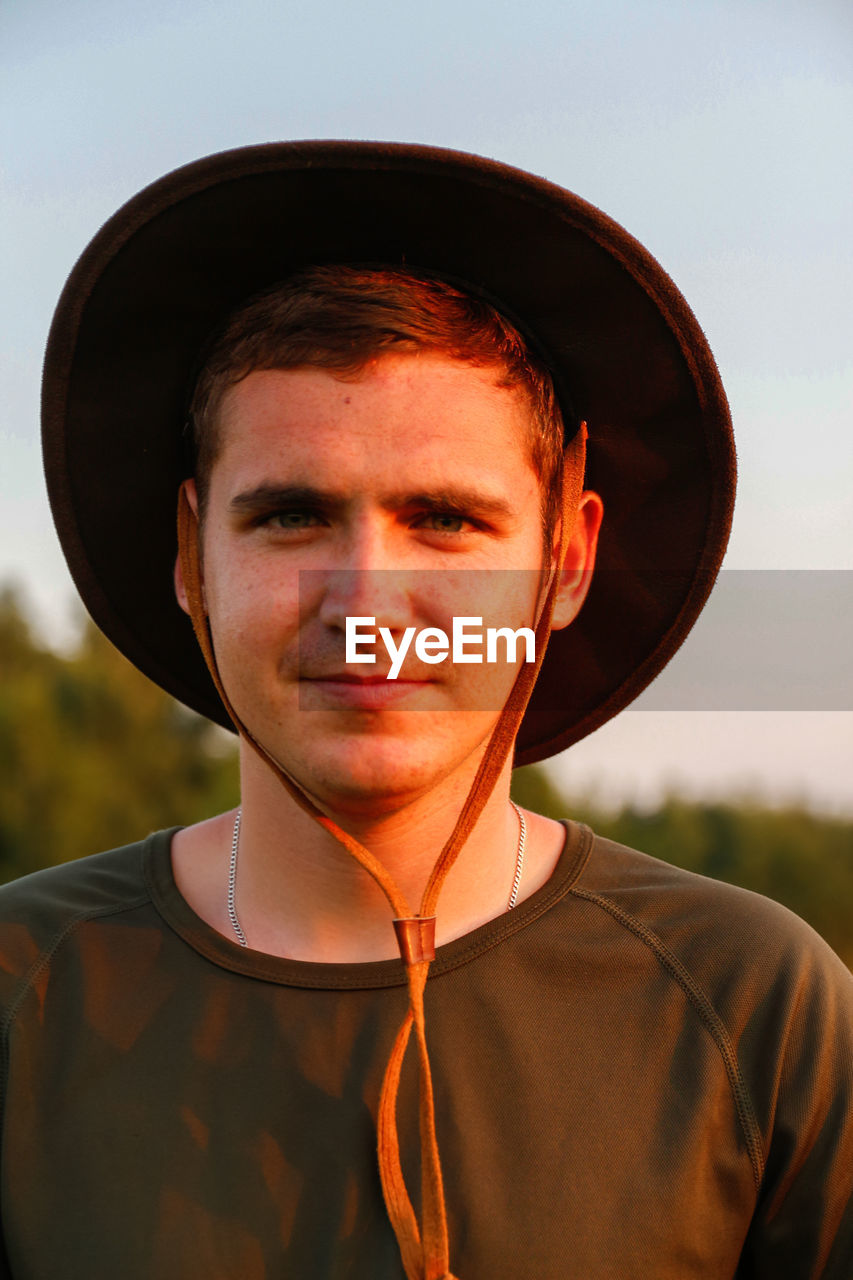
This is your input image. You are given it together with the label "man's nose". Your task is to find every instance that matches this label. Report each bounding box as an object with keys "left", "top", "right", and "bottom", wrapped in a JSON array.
[
  {"left": 316, "top": 568, "right": 415, "bottom": 635},
  {"left": 314, "top": 518, "right": 415, "bottom": 635}
]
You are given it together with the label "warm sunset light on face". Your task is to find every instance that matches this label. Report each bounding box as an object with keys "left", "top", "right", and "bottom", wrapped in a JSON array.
[{"left": 194, "top": 354, "right": 597, "bottom": 813}]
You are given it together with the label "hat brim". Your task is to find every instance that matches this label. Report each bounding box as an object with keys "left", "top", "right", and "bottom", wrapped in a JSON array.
[{"left": 42, "top": 140, "right": 735, "bottom": 765}]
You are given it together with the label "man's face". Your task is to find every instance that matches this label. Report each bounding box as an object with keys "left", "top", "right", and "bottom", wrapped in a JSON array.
[{"left": 188, "top": 353, "right": 567, "bottom": 816}]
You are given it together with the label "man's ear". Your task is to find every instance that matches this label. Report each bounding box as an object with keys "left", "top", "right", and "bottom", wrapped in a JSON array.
[
  {"left": 549, "top": 489, "right": 604, "bottom": 631},
  {"left": 174, "top": 479, "right": 202, "bottom": 616}
]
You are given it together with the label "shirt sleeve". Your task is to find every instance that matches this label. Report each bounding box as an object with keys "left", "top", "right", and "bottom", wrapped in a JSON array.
[{"left": 739, "top": 927, "right": 853, "bottom": 1277}]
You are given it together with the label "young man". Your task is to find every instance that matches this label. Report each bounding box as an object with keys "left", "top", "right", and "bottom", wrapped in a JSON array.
[{"left": 3, "top": 142, "right": 852, "bottom": 1278}]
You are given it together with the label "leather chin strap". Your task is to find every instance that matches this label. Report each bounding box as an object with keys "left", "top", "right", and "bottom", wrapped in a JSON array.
[{"left": 176, "top": 431, "right": 585, "bottom": 1280}]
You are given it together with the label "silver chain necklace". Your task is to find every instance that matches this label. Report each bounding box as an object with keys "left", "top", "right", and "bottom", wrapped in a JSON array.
[
  {"left": 227, "top": 808, "right": 249, "bottom": 948},
  {"left": 227, "top": 800, "right": 527, "bottom": 949},
  {"left": 506, "top": 799, "right": 527, "bottom": 911}
]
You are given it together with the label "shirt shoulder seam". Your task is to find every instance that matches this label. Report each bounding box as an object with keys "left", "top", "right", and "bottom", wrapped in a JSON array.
[
  {"left": 0, "top": 891, "right": 152, "bottom": 1041},
  {"left": 569, "top": 884, "right": 766, "bottom": 1192}
]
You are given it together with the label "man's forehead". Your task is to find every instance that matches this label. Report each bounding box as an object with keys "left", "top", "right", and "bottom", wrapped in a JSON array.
[
  {"left": 213, "top": 356, "right": 536, "bottom": 461},
  {"left": 217, "top": 353, "right": 528, "bottom": 410}
]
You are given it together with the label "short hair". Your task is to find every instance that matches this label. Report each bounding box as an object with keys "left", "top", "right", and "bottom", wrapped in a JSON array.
[{"left": 189, "top": 266, "right": 584, "bottom": 539}]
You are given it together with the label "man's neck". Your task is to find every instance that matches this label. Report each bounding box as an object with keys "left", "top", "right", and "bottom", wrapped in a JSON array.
[{"left": 171, "top": 747, "right": 567, "bottom": 964}]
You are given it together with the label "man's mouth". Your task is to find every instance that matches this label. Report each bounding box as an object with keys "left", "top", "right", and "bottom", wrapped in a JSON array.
[{"left": 300, "top": 671, "right": 435, "bottom": 709}]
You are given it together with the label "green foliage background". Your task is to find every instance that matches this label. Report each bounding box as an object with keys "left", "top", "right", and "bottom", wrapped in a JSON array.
[
  {"left": 2, "top": 586, "right": 851, "bottom": 966},
  {"left": 0, "top": 587, "right": 239, "bottom": 879}
]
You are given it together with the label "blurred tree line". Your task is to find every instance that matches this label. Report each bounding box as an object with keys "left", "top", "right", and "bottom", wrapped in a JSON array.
[
  {"left": 2, "top": 585, "right": 851, "bottom": 966},
  {"left": 0, "top": 586, "right": 238, "bottom": 879}
]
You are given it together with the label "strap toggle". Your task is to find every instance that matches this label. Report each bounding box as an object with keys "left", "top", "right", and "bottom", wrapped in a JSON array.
[{"left": 393, "top": 916, "right": 437, "bottom": 965}]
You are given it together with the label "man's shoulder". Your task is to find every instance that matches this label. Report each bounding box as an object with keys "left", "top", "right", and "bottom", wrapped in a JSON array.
[
  {"left": 0, "top": 836, "right": 156, "bottom": 920},
  {"left": 0, "top": 833, "right": 169, "bottom": 1004},
  {"left": 574, "top": 826, "right": 853, "bottom": 1010}
]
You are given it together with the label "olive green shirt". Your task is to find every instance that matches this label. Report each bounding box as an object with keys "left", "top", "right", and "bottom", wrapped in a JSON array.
[{"left": 0, "top": 823, "right": 851, "bottom": 1277}]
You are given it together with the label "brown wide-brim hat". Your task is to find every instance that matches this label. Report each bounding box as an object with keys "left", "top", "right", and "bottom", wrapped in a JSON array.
[{"left": 42, "top": 140, "right": 735, "bottom": 764}]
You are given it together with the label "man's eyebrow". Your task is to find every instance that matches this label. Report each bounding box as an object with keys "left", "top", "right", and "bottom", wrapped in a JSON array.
[
  {"left": 228, "top": 485, "right": 346, "bottom": 513},
  {"left": 382, "top": 487, "right": 515, "bottom": 519},
  {"left": 228, "top": 484, "right": 515, "bottom": 519}
]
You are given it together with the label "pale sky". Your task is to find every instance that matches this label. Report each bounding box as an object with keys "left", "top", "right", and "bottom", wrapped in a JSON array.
[{"left": 1, "top": 0, "right": 851, "bottom": 813}]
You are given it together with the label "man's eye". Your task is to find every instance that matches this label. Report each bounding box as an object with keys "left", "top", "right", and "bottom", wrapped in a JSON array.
[
  {"left": 267, "top": 510, "right": 323, "bottom": 530},
  {"left": 417, "top": 512, "right": 470, "bottom": 534}
]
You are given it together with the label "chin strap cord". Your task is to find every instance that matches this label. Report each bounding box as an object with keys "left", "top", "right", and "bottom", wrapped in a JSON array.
[{"left": 176, "top": 430, "right": 585, "bottom": 1280}]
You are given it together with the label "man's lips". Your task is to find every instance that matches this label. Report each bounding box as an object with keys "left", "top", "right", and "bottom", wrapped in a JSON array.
[
  {"left": 300, "top": 671, "right": 435, "bottom": 708},
  {"left": 308, "top": 673, "right": 405, "bottom": 683}
]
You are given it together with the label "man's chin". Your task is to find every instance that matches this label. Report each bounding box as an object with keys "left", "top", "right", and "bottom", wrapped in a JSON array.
[
  {"left": 291, "top": 764, "right": 448, "bottom": 819},
  {"left": 237, "top": 703, "right": 499, "bottom": 820},
  {"left": 274, "top": 738, "right": 488, "bottom": 821}
]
